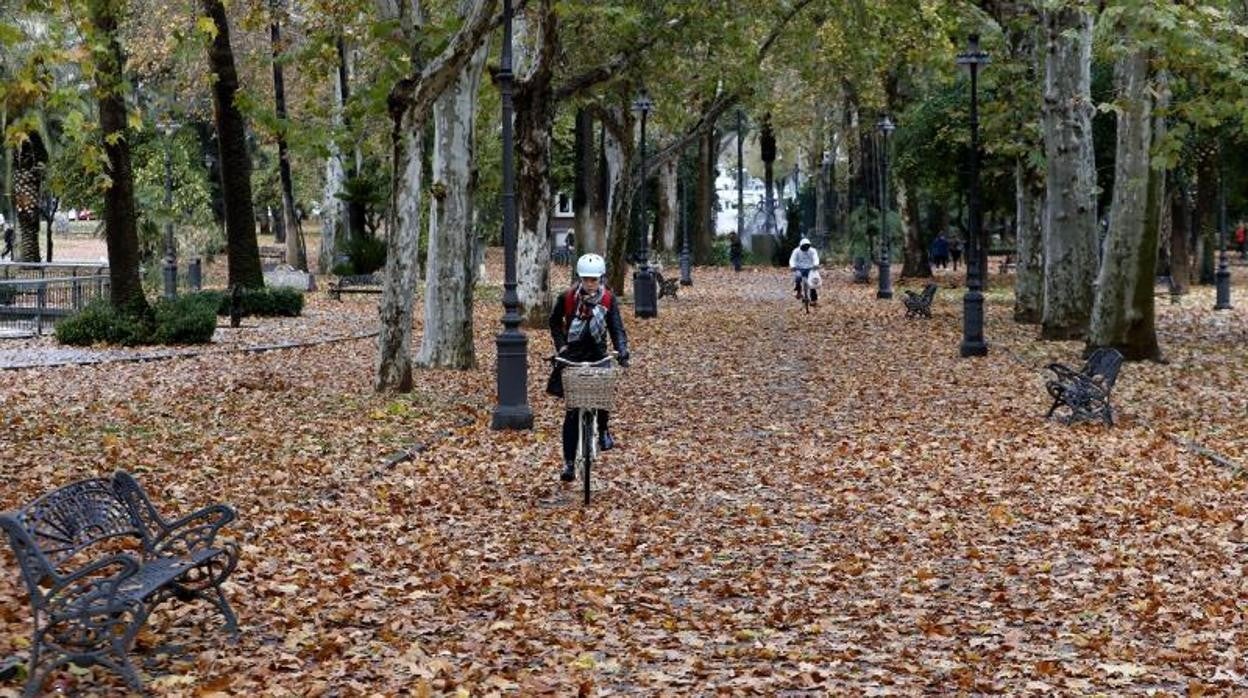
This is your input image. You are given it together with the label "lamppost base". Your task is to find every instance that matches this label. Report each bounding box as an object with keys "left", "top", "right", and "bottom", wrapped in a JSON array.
[
  {"left": 959, "top": 340, "right": 988, "bottom": 357},
  {"left": 1215, "top": 270, "right": 1233, "bottom": 310},
  {"left": 876, "top": 263, "right": 892, "bottom": 299},
  {"left": 960, "top": 289, "right": 988, "bottom": 357},
  {"left": 492, "top": 328, "right": 533, "bottom": 431},
  {"left": 634, "top": 269, "right": 658, "bottom": 318},
  {"left": 680, "top": 251, "right": 692, "bottom": 286},
  {"left": 490, "top": 404, "right": 534, "bottom": 431}
]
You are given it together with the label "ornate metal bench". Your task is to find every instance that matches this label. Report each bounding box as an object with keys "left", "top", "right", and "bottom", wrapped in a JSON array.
[
  {"left": 0, "top": 471, "right": 239, "bottom": 696},
  {"left": 1044, "top": 347, "right": 1124, "bottom": 426},
  {"left": 654, "top": 271, "right": 679, "bottom": 301},
  {"left": 852, "top": 257, "right": 870, "bottom": 284},
  {"left": 327, "top": 272, "right": 383, "bottom": 300},
  {"left": 903, "top": 283, "right": 938, "bottom": 318}
]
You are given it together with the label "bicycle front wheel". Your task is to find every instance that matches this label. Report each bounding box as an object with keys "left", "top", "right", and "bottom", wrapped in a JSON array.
[{"left": 581, "top": 410, "right": 595, "bottom": 505}]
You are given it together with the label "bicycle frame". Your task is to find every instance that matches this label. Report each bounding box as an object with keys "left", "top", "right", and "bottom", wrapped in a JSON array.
[{"left": 552, "top": 353, "right": 617, "bottom": 505}]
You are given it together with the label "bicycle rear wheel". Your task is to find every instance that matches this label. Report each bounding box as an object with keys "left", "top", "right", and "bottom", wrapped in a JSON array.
[{"left": 581, "top": 410, "right": 595, "bottom": 505}]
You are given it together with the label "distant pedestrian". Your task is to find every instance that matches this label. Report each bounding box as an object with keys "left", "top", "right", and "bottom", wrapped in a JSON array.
[
  {"left": 950, "top": 238, "right": 963, "bottom": 271},
  {"left": 1236, "top": 222, "right": 1246, "bottom": 259},
  {"left": 930, "top": 232, "right": 950, "bottom": 270},
  {"left": 729, "top": 233, "right": 743, "bottom": 272},
  {"left": 2, "top": 226, "right": 13, "bottom": 260}
]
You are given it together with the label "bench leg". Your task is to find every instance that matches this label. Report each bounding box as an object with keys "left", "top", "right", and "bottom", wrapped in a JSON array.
[
  {"left": 1045, "top": 397, "right": 1063, "bottom": 420},
  {"left": 211, "top": 585, "right": 240, "bottom": 639}
]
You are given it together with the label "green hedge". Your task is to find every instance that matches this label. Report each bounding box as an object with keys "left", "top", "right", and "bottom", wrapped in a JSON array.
[
  {"left": 198, "top": 287, "right": 304, "bottom": 317},
  {"left": 56, "top": 294, "right": 218, "bottom": 346}
]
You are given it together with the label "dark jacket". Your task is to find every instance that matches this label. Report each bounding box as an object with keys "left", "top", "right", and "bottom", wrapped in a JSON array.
[{"left": 546, "top": 286, "right": 628, "bottom": 397}]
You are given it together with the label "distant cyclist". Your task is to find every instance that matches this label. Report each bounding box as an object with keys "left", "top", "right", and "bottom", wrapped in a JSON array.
[
  {"left": 546, "top": 253, "right": 630, "bottom": 482},
  {"left": 789, "top": 237, "right": 820, "bottom": 307}
]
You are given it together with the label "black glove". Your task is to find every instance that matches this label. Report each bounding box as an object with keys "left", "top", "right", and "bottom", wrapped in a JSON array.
[{"left": 616, "top": 348, "right": 630, "bottom": 367}]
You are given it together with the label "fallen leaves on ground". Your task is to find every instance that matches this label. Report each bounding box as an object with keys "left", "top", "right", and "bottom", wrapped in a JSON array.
[{"left": 0, "top": 256, "right": 1247, "bottom": 695}]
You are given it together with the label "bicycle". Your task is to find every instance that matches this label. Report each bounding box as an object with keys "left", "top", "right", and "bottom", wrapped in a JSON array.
[
  {"left": 552, "top": 352, "right": 619, "bottom": 505},
  {"left": 794, "top": 267, "right": 819, "bottom": 313}
]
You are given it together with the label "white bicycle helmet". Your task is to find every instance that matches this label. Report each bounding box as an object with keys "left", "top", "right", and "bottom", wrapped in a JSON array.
[{"left": 576, "top": 253, "right": 606, "bottom": 278}]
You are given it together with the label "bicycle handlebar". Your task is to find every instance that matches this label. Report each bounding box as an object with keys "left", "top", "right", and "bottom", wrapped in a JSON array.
[{"left": 550, "top": 351, "right": 618, "bottom": 368}]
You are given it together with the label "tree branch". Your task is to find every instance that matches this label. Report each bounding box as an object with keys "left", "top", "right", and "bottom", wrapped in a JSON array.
[
  {"left": 645, "top": 93, "right": 739, "bottom": 176},
  {"left": 553, "top": 21, "right": 678, "bottom": 101},
  {"left": 388, "top": 0, "right": 498, "bottom": 111},
  {"left": 756, "top": 0, "right": 818, "bottom": 62}
]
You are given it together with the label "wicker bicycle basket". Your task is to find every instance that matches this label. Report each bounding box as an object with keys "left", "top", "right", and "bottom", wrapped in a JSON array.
[{"left": 563, "top": 365, "right": 619, "bottom": 411}]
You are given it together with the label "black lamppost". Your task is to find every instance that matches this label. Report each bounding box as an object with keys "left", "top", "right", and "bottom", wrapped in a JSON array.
[
  {"left": 820, "top": 149, "right": 832, "bottom": 249},
  {"left": 1216, "top": 142, "right": 1233, "bottom": 310},
  {"left": 157, "top": 118, "right": 178, "bottom": 299},
  {"left": 633, "top": 91, "right": 657, "bottom": 318},
  {"left": 491, "top": 0, "right": 532, "bottom": 431},
  {"left": 876, "top": 115, "right": 895, "bottom": 300},
  {"left": 957, "top": 34, "right": 989, "bottom": 357}
]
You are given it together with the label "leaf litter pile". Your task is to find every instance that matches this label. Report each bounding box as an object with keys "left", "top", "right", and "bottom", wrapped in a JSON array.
[{"left": 0, "top": 262, "right": 1246, "bottom": 695}]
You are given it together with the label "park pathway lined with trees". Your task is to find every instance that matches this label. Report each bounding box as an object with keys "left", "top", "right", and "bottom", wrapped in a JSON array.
[{"left": 1, "top": 264, "right": 1247, "bottom": 693}]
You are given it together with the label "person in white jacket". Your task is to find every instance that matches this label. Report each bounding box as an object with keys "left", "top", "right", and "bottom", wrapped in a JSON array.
[{"left": 789, "top": 238, "right": 820, "bottom": 305}]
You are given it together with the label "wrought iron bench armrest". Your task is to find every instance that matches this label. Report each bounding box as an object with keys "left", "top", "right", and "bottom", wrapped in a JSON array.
[
  {"left": 151, "top": 504, "right": 236, "bottom": 558},
  {"left": 46, "top": 554, "right": 140, "bottom": 612},
  {"left": 1045, "top": 363, "right": 1082, "bottom": 383}
]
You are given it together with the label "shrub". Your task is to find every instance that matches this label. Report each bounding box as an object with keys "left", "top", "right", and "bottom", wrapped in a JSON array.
[
  {"left": 55, "top": 301, "right": 149, "bottom": 346},
  {"left": 341, "top": 235, "right": 387, "bottom": 275},
  {"left": 198, "top": 287, "right": 304, "bottom": 317},
  {"left": 151, "top": 294, "right": 218, "bottom": 344}
]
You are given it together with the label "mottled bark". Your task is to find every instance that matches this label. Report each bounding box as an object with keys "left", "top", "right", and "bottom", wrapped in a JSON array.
[
  {"left": 88, "top": 0, "right": 146, "bottom": 310},
  {"left": 573, "top": 109, "right": 599, "bottom": 254},
  {"left": 1014, "top": 159, "right": 1045, "bottom": 323},
  {"left": 417, "top": 37, "right": 487, "bottom": 369},
  {"left": 1088, "top": 54, "right": 1162, "bottom": 361},
  {"left": 320, "top": 58, "right": 347, "bottom": 273},
  {"left": 657, "top": 158, "right": 677, "bottom": 252},
  {"left": 515, "top": 0, "right": 555, "bottom": 327},
  {"left": 12, "top": 133, "right": 45, "bottom": 262},
  {"left": 602, "top": 125, "right": 632, "bottom": 294},
  {"left": 202, "top": 0, "right": 263, "bottom": 288},
  {"left": 1040, "top": 7, "right": 1098, "bottom": 339},
  {"left": 374, "top": 0, "right": 497, "bottom": 392}
]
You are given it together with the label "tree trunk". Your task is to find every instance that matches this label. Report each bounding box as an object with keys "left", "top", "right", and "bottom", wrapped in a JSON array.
[
  {"left": 658, "top": 158, "right": 677, "bottom": 252},
  {"left": 898, "top": 177, "right": 929, "bottom": 278},
  {"left": 377, "top": 122, "right": 425, "bottom": 391},
  {"left": 320, "top": 57, "right": 348, "bottom": 273},
  {"left": 515, "top": 0, "right": 555, "bottom": 328},
  {"left": 271, "top": 16, "right": 308, "bottom": 271},
  {"left": 374, "top": 0, "right": 497, "bottom": 391},
  {"left": 337, "top": 37, "right": 367, "bottom": 243},
  {"left": 1040, "top": 7, "right": 1098, "bottom": 339},
  {"left": 1088, "top": 54, "right": 1162, "bottom": 361},
  {"left": 88, "top": 0, "right": 147, "bottom": 311},
  {"left": 417, "top": 38, "right": 487, "bottom": 369},
  {"left": 12, "top": 133, "right": 45, "bottom": 263},
  {"left": 602, "top": 123, "right": 633, "bottom": 294},
  {"left": 1014, "top": 159, "right": 1045, "bottom": 323},
  {"left": 1194, "top": 158, "right": 1215, "bottom": 285},
  {"left": 573, "top": 108, "right": 598, "bottom": 254},
  {"left": 693, "top": 126, "right": 716, "bottom": 263},
  {"left": 1170, "top": 176, "right": 1190, "bottom": 294},
  {"left": 202, "top": 0, "right": 263, "bottom": 288}
]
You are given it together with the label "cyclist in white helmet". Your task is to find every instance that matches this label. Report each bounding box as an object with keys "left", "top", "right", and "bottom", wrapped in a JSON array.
[
  {"left": 789, "top": 237, "right": 820, "bottom": 306},
  {"left": 546, "top": 253, "right": 630, "bottom": 482}
]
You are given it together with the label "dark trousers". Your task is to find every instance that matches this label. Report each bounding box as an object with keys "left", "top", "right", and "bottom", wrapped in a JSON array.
[{"left": 563, "top": 409, "right": 608, "bottom": 462}]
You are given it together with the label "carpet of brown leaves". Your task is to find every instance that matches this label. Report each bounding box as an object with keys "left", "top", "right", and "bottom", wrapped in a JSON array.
[{"left": 1, "top": 258, "right": 1246, "bottom": 696}]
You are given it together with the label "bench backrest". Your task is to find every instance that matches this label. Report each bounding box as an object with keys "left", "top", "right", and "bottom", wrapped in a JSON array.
[
  {"left": 1082, "top": 347, "right": 1124, "bottom": 390},
  {"left": 922, "top": 283, "right": 938, "bottom": 301},
  {"left": 0, "top": 477, "right": 144, "bottom": 598}
]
